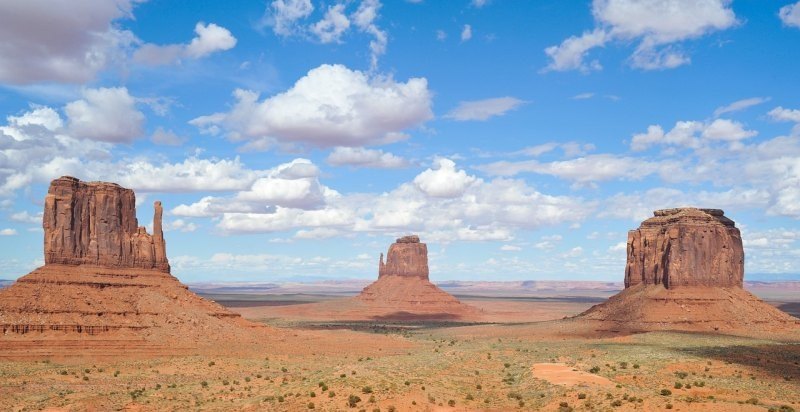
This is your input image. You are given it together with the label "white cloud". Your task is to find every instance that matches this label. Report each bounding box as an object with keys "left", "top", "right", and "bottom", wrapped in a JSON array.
[
  {"left": 544, "top": 0, "right": 737, "bottom": 71},
  {"left": 164, "top": 219, "right": 198, "bottom": 233},
  {"left": 174, "top": 158, "right": 592, "bottom": 241},
  {"left": 461, "top": 24, "right": 473, "bottom": 41},
  {"left": 172, "top": 159, "right": 334, "bottom": 217},
  {"left": 311, "top": 4, "right": 351, "bottom": 43},
  {"left": 779, "top": 2, "right": 800, "bottom": 28},
  {"left": 190, "top": 64, "right": 432, "bottom": 149},
  {"left": 9, "top": 211, "right": 42, "bottom": 224},
  {"left": 713, "top": 97, "right": 770, "bottom": 117},
  {"left": 0, "top": 228, "right": 17, "bottom": 236},
  {"left": 543, "top": 29, "right": 608, "bottom": 72},
  {"left": 150, "top": 127, "right": 185, "bottom": 146},
  {"left": 444, "top": 97, "right": 525, "bottom": 121},
  {"left": 0, "top": 0, "right": 138, "bottom": 84},
  {"left": 630, "top": 118, "right": 756, "bottom": 151},
  {"left": 268, "top": 0, "right": 314, "bottom": 36},
  {"left": 352, "top": 0, "right": 387, "bottom": 70},
  {"left": 701, "top": 118, "right": 758, "bottom": 141},
  {"left": 65, "top": 87, "right": 144, "bottom": 143},
  {"left": 326, "top": 147, "right": 408, "bottom": 168},
  {"left": 768, "top": 106, "right": 800, "bottom": 123},
  {"left": 186, "top": 23, "right": 237, "bottom": 58},
  {"left": 477, "top": 154, "right": 669, "bottom": 186},
  {"left": 265, "top": 0, "right": 387, "bottom": 69},
  {"left": 472, "top": 0, "right": 490, "bottom": 7},
  {"left": 572, "top": 92, "right": 596, "bottom": 100},
  {"left": 436, "top": 30, "right": 447, "bottom": 41},
  {"left": 609, "top": 242, "right": 627, "bottom": 252},
  {"left": 413, "top": 158, "right": 477, "bottom": 198},
  {"left": 500, "top": 244, "right": 521, "bottom": 251},
  {"left": 134, "top": 22, "right": 237, "bottom": 65}
]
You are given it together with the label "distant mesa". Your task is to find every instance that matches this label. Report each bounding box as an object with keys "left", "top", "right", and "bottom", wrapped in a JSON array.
[
  {"left": 577, "top": 207, "right": 799, "bottom": 333},
  {"left": 0, "top": 176, "right": 265, "bottom": 359},
  {"left": 355, "top": 235, "right": 478, "bottom": 320}
]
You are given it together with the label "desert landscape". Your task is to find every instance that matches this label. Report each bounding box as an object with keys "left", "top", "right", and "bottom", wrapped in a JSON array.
[
  {"left": 0, "top": 178, "right": 798, "bottom": 411},
  {"left": 2, "top": 1, "right": 800, "bottom": 411}
]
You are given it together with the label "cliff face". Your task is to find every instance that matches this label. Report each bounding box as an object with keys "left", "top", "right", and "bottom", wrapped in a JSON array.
[
  {"left": 378, "top": 235, "right": 429, "bottom": 280},
  {"left": 43, "top": 176, "right": 170, "bottom": 272},
  {"left": 624, "top": 208, "right": 743, "bottom": 289}
]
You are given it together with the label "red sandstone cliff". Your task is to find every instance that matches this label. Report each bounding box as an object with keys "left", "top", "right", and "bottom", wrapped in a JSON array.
[
  {"left": 43, "top": 176, "right": 169, "bottom": 272},
  {"left": 624, "top": 208, "right": 743, "bottom": 289},
  {"left": 378, "top": 235, "right": 429, "bottom": 279}
]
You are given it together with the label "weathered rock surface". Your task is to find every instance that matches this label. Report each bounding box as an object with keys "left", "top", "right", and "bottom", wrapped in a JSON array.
[
  {"left": 0, "top": 177, "right": 267, "bottom": 359},
  {"left": 577, "top": 208, "right": 798, "bottom": 334},
  {"left": 353, "top": 235, "right": 479, "bottom": 320},
  {"left": 379, "top": 235, "right": 429, "bottom": 279},
  {"left": 44, "top": 176, "right": 170, "bottom": 272},
  {"left": 625, "top": 208, "right": 743, "bottom": 289}
]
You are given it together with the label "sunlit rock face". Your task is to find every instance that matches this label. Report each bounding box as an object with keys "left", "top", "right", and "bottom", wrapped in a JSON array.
[
  {"left": 378, "top": 235, "right": 429, "bottom": 280},
  {"left": 43, "top": 176, "right": 170, "bottom": 272},
  {"left": 624, "top": 208, "right": 744, "bottom": 289}
]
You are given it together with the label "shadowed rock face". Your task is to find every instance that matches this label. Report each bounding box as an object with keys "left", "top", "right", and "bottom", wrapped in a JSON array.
[
  {"left": 43, "top": 176, "right": 170, "bottom": 272},
  {"left": 624, "top": 208, "right": 743, "bottom": 289},
  {"left": 378, "top": 235, "right": 429, "bottom": 280}
]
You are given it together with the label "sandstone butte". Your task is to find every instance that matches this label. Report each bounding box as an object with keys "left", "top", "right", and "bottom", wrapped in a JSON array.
[
  {"left": 577, "top": 208, "right": 799, "bottom": 333},
  {"left": 353, "top": 235, "right": 480, "bottom": 320},
  {"left": 0, "top": 177, "right": 268, "bottom": 359}
]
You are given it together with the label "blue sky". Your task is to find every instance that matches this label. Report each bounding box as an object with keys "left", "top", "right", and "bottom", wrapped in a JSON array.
[{"left": 1, "top": 0, "right": 800, "bottom": 282}]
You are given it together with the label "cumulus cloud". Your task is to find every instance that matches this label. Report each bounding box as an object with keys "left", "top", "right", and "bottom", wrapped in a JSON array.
[
  {"left": 173, "top": 158, "right": 591, "bottom": 241},
  {"left": 190, "top": 64, "right": 432, "bottom": 149},
  {"left": 768, "top": 106, "right": 800, "bottom": 123},
  {"left": 413, "top": 158, "right": 477, "bottom": 198},
  {"left": 326, "top": 147, "right": 408, "bottom": 168},
  {"left": 780, "top": 2, "right": 800, "bottom": 28},
  {"left": 0, "top": 228, "right": 17, "bottom": 236},
  {"left": 444, "top": 97, "right": 525, "bottom": 121},
  {"left": 544, "top": 0, "right": 737, "bottom": 71},
  {"left": 65, "top": 87, "right": 144, "bottom": 143},
  {"left": 134, "top": 22, "right": 236, "bottom": 65},
  {"left": 630, "top": 118, "right": 756, "bottom": 151},
  {"left": 0, "top": 0, "right": 138, "bottom": 84},
  {"left": 311, "top": 4, "right": 350, "bottom": 43}
]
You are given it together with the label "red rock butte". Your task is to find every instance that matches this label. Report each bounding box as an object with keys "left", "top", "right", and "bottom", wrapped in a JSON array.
[
  {"left": 354, "top": 235, "right": 480, "bottom": 320},
  {"left": 0, "top": 176, "right": 265, "bottom": 359},
  {"left": 578, "top": 208, "right": 799, "bottom": 333}
]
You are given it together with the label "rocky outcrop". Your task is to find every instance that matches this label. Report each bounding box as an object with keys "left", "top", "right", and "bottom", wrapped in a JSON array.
[
  {"left": 352, "top": 235, "right": 479, "bottom": 320},
  {"left": 0, "top": 176, "right": 268, "bottom": 359},
  {"left": 43, "top": 176, "right": 169, "bottom": 272},
  {"left": 576, "top": 208, "right": 798, "bottom": 334},
  {"left": 624, "top": 208, "right": 743, "bottom": 289},
  {"left": 379, "top": 235, "right": 429, "bottom": 279}
]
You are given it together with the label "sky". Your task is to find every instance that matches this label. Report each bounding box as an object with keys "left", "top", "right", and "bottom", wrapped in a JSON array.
[{"left": 1, "top": 0, "right": 800, "bottom": 283}]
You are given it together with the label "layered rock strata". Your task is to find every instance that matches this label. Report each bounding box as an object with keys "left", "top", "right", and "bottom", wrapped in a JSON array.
[
  {"left": 0, "top": 177, "right": 263, "bottom": 359},
  {"left": 43, "top": 176, "right": 169, "bottom": 271},
  {"left": 578, "top": 208, "right": 798, "bottom": 333},
  {"left": 624, "top": 208, "right": 743, "bottom": 288},
  {"left": 355, "top": 235, "right": 478, "bottom": 320}
]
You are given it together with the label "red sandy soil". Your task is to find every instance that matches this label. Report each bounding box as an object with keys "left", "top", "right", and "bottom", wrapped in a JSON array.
[
  {"left": 0, "top": 264, "right": 413, "bottom": 360},
  {"left": 531, "top": 363, "right": 615, "bottom": 387}
]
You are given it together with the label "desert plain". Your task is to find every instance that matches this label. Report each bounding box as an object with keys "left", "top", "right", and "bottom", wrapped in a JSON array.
[{"left": 1, "top": 281, "right": 798, "bottom": 411}]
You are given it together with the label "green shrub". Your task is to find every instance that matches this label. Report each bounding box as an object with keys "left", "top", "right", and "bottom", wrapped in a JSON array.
[
  {"left": 348, "top": 394, "right": 362, "bottom": 407},
  {"left": 660, "top": 389, "right": 672, "bottom": 396}
]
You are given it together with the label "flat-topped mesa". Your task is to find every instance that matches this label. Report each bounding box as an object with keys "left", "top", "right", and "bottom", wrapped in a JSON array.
[
  {"left": 625, "top": 207, "right": 743, "bottom": 289},
  {"left": 378, "top": 235, "right": 429, "bottom": 280},
  {"left": 43, "top": 176, "right": 170, "bottom": 272}
]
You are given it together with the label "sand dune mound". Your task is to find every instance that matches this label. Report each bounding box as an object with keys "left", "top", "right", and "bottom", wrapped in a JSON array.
[
  {"left": 0, "top": 177, "right": 266, "bottom": 359},
  {"left": 576, "top": 208, "right": 799, "bottom": 334}
]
